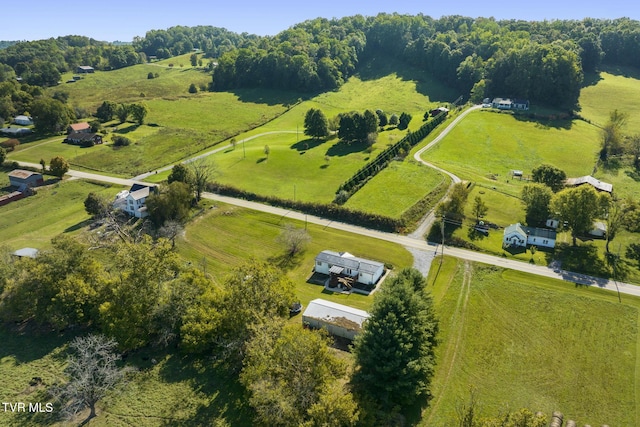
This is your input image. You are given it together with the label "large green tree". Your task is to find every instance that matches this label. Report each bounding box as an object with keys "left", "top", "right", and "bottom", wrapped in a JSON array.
[
  {"left": 532, "top": 164, "right": 567, "bottom": 192},
  {"left": 129, "top": 103, "right": 149, "bottom": 125},
  {"left": 352, "top": 268, "right": 438, "bottom": 415},
  {"left": 31, "top": 98, "right": 74, "bottom": 133},
  {"left": 550, "top": 185, "right": 608, "bottom": 246},
  {"left": 521, "top": 183, "right": 553, "bottom": 225},
  {"left": 145, "top": 181, "right": 192, "bottom": 227},
  {"left": 49, "top": 156, "right": 69, "bottom": 178},
  {"left": 241, "top": 323, "right": 358, "bottom": 427},
  {"left": 303, "top": 108, "right": 329, "bottom": 139}
]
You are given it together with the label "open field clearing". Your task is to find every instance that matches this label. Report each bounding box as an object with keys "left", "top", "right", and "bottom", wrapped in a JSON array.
[
  {"left": 580, "top": 67, "right": 640, "bottom": 134},
  {"left": 421, "top": 110, "right": 601, "bottom": 196},
  {"left": 57, "top": 64, "right": 212, "bottom": 110},
  {"left": 0, "top": 179, "right": 121, "bottom": 250},
  {"left": 423, "top": 257, "right": 639, "bottom": 427},
  {"left": 177, "top": 202, "right": 413, "bottom": 311},
  {"left": 344, "top": 160, "right": 446, "bottom": 218}
]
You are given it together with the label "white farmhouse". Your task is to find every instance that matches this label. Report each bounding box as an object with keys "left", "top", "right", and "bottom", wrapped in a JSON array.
[
  {"left": 314, "top": 250, "right": 384, "bottom": 286},
  {"left": 113, "top": 183, "right": 157, "bottom": 218},
  {"left": 503, "top": 223, "right": 556, "bottom": 249}
]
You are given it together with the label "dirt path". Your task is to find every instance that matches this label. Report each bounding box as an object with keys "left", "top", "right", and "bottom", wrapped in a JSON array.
[{"left": 424, "top": 260, "right": 473, "bottom": 424}]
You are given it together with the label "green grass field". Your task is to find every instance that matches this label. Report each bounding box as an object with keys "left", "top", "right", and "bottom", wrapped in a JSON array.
[
  {"left": 580, "top": 67, "right": 640, "bottom": 134},
  {"left": 345, "top": 160, "right": 446, "bottom": 218},
  {"left": 421, "top": 110, "right": 602, "bottom": 196},
  {"left": 178, "top": 202, "right": 413, "bottom": 311},
  {"left": 423, "top": 257, "right": 639, "bottom": 427},
  {"left": 0, "top": 179, "right": 122, "bottom": 250}
]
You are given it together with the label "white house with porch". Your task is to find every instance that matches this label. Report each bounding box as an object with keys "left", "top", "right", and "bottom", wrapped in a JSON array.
[
  {"left": 503, "top": 223, "right": 556, "bottom": 249},
  {"left": 314, "top": 250, "right": 384, "bottom": 286},
  {"left": 113, "top": 183, "right": 157, "bottom": 218}
]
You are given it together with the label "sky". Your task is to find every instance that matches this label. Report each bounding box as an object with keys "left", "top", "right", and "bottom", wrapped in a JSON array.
[{"left": 2, "top": 0, "right": 639, "bottom": 42}]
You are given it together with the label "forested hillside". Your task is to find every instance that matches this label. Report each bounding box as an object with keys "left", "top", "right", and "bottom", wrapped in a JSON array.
[{"left": 1, "top": 15, "right": 640, "bottom": 110}]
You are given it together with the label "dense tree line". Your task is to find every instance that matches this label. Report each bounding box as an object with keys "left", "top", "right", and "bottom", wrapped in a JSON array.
[
  {"left": 207, "top": 15, "right": 640, "bottom": 109},
  {"left": 132, "top": 25, "right": 254, "bottom": 59}
]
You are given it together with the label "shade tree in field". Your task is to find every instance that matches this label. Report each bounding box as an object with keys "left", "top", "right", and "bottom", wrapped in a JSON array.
[
  {"left": 389, "top": 113, "right": 399, "bottom": 126},
  {"left": 240, "top": 322, "right": 358, "bottom": 427},
  {"left": 277, "top": 223, "right": 311, "bottom": 257},
  {"left": 531, "top": 164, "right": 567, "bottom": 192},
  {"left": 600, "top": 109, "right": 627, "bottom": 160},
  {"left": 303, "top": 108, "right": 330, "bottom": 139},
  {"left": 84, "top": 192, "right": 110, "bottom": 218},
  {"left": 521, "top": 183, "right": 553, "bottom": 226},
  {"left": 49, "top": 156, "right": 69, "bottom": 178},
  {"left": 129, "top": 103, "right": 149, "bottom": 125},
  {"left": 145, "top": 181, "right": 192, "bottom": 227},
  {"left": 550, "top": 185, "right": 609, "bottom": 246},
  {"left": 338, "top": 110, "right": 378, "bottom": 143},
  {"left": 472, "top": 196, "right": 487, "bottom": 222},
  {"left": 50, "top": 334, "right": 128, "bottom": 422},
  {"left": 397, "top": 112, "right": 412, "bottom": 130},
  {"left": 189, "top": 157, "right": 216, "bottom": 202},
  {"left": 376, "top": 109, "right": 388, "bottom": 127},
  {"left": 115, "top": 103, "right": 129, "bottom": 123},
  {"left": 180, "top": 259, "right": 296, "bottom": 362},
  {"left": 95, "top": 101, "right": 117, "bottom": 122},
  {"left": 352, "top": 267, "right": 438, "bottom": 417}
]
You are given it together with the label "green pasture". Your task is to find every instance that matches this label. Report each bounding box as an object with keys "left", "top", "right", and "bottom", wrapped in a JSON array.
[
  {"left": 57, "top": 64, "right": 212, "bottom": 110},
  {"left": 0, "top": 179, "right": 121, "bottom": 250},
  {"left": 423, "top": 258, "right": 639, "bottom": 427},
  {"left": 177, "top": 202, "right": 413, "bottom": 311},
  {"left": 344, "top": 160, "right": 446, "bottom": 218},
  {"left": 210, "top": 132, "right": 378, "bottom": 203},
  {"left": 421, "top": 110, "right": 601, "bottom": 196},
  {"left": 580, "top": 67, "right": 640, "bottom": 134}
]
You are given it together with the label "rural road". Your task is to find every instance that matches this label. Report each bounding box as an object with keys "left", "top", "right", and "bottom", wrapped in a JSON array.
[
  {"left": 14, "top": 105, "right": 640, "bottom": 299},
  {"left": 408, "top": 104, "right": 481, "bottom": 239}
]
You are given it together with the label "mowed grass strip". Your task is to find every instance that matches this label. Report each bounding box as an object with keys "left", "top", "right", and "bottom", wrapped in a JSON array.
[
  {"left": 344, "top": 160, "right": 445, "bottom": 218},
  {"left": 178, "top": 202, "right": 413, "bottom": 311},
  {"left": 422, "top": 111, "right": 601, "bottom": 196},
  {"left": 423, "top": 259, "right": 638, "bottom": 427},
  {"left": 0, "top": 179, "right": 121, "bottom": 250}
]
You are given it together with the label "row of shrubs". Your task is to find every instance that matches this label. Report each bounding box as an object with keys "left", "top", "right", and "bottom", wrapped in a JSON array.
[
  {"left": 207, "top": 182, "right": 405, "bottom": 232},
  {"left": 335, "top": 111, "right": 449, "bottom": 202}
]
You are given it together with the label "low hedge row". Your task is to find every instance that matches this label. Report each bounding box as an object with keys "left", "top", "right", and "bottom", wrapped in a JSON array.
[{"left": 207, "top": 182, "right": 405, "bottom": 232}]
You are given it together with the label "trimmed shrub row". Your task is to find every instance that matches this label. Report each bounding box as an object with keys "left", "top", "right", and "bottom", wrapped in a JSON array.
[
  {"left": 335, "top": 111, "right": 448, "bottom": 202},
  {"left": 207, "top": 182, "right": 405, "bottom": 232}
]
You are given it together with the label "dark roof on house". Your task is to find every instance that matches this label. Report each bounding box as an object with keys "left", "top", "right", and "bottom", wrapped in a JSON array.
[
  {"left": 513, "top": 99, "right": 529, "bottom": 105},
  {"left": 67, "top": 132, "right": 99, "bottom": 141},
  {"left": 523, "top": 226, "right": 557, "bottom": 240}
]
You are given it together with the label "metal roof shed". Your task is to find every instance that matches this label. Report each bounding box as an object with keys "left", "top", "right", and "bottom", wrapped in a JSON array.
[{"left": 302, "top": 299, "right": 369, "bottom": 340}]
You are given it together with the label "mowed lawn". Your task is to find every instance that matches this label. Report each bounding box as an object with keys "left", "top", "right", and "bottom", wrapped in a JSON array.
[
  {"left": 422, "top": 111, "right": 601, "bottom": 196},
  {"left": 0, "top": 179, "right": 122, "bottom": 250},
  {"left": 580, "top": 67, "right": 640, "bottom": 134},
  {"left": 177, "top": 202, "right": 413, "bottom": 311},
  {"left": 345, "top": 160, "right": 446, "bottom": 218},
  {"left": 422, "top": 258, "right": 639, "bottom": 427}
]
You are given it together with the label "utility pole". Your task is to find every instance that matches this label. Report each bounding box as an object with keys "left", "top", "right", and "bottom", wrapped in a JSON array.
[
  {"left": 440, "top": 213, "right": 445, "bottom": 264},
  {"left": 242, "top": 139, "right": 246, "bottom": 159}
]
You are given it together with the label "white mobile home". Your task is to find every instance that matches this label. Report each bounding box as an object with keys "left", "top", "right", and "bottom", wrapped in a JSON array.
[{"left": 314, "top": 250, "right": 384, "bottom": 286}]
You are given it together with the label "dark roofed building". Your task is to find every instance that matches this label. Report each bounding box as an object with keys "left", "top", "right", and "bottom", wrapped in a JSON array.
[
  {"left": 77, "top": 65, "right": 94, "bottom": 73},
  {"left": 64, "top": 132, "right": 103, "bottom": 146}
]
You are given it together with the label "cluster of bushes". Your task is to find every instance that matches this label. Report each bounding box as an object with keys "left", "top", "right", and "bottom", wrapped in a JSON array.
[
  {"left": 335, "top": 111, "right": 448, "bottom": 202},
  {"left": 112, "top": 135, "right": 131, "bottom": 147},
  {"left": 207, "top": 182, "right": 405, "bottom": 232}
]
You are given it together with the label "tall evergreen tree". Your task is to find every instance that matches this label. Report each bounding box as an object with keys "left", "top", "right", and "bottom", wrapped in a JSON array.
[{"left": 352, "top": 268, "right": 438, "bottom": 414}]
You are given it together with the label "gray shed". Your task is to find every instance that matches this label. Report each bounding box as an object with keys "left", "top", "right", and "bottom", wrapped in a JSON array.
[{"left": 302, "top": 299, "right": 369, "bottom": 340}]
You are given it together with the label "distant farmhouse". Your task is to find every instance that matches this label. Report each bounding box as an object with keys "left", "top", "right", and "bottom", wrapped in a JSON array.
[
  {"left": 64, "top": 132, "right": 103, "bottom": 147},
  {"left": 67, "top": 122, "right": 91, "bottom": 134},
  {"left": 13, "top": 115, "right": 33, "bottom": 126},
  {"left": 76, "top": 65, "right": 94, "bottom": 73},
  {"left": 503, "top": 223, "right": 557, "bottom": 249},
  {"left": 1, "top": 127, "right": 32, "bottom": 137},
  {"left": 113, "top": 183, "right": 157, "bottom": 218},
  {"left": 565, "top": 175, "right": 613, "bottom": 193},
  {"left": 302, "top": 298, "right": 369, "bottom": 341},
  {"left": 491, "top": 97, "right": 530, "bottom": 111}
]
